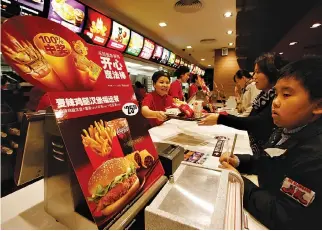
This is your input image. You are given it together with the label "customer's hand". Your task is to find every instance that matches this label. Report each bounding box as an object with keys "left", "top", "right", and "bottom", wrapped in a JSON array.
[
  {"left": 197, "top": 113, "right": 219, "bottom": 126},
  {"left": 219, "top": 152, "right": 239, "bottom": 168},
  {"left": 154, "top": 111, "right": 167, "bottom": 121},
  {"left": 219, "top": 161, "right": 240, "bottom": 175}
]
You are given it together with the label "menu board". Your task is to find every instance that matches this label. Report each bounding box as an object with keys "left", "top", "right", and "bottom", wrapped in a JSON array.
[
  {"left": 106, "top": 21, "right": 130, "bottom": 52},
  {"left": 180, "top": 58, "right": 184, "bottom": 66},
  {"left": 48, "top": 0, "right": 86, "bottom": 33},
  {"left": 139, "top": 38, "right": 155, "bottom": 60},
  {"left": 190, "top": 64, "right": 194, "bottom": 72},
  {"left": 18, "top": 0, "right": 45, "bottom": 16},
  {"left": 125, "top": 31, "right": 144, "bottom": 57},
  {"left": 83, "top": 8, "right": 112, "bottom": 46},
  {"left": 167, "top": 52, "right": 176, "bottom": 66},
  {"left": 1, "top": 0, "right": 20, "bottom": 17},
  {"left": 174, "top": 56, "right": 181, "bottom": 68},
  {"left": 151, "top": 44, "right": 163, "bottom": 61},
  {"left": 160, "top": 48, "right": 170, "bottom": 65}
]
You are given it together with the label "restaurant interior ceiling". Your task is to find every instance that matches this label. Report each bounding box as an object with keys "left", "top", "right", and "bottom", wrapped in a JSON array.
[
  {"left": 236, "top": 0, "right": 322, "bottom": 70},
  {"left": 80, "top": 0, "right": 237, "bottom": 69}
]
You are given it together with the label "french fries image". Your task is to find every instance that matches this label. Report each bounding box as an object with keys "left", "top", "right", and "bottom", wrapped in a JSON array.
[{"left": 81, "top": 120, "right": 116, "bottom": 157}]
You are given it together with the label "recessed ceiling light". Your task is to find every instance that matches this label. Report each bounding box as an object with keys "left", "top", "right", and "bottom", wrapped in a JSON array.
[
  {"left": 227, "top": 30, "right": 233, "bottom": 35},
  {"left": 224, "top": 12, "right": 232, "bottom": 18},
  {"left": 208, "top": 65, "right": 211, "bottom": 67},
  {"left": 186, "top": 45, "right": 192, "bottom": 49},
  {"left": 228, "top": 42, "right": 234, "bottom": 46},
  {"left": 310, "top": 23, "right": 321, "bottom": 28},
  {"left": 201, "top": 58, "right": 205, "bottom": 61},
  {"left": 289, "top": 41, "right": 298, "bottom": 46},
  {"left": 159, "top": 22, "right": 167, "bottom": 27},
  {"left": 279, "top": 52, "right": 284, "bottom": 55}
]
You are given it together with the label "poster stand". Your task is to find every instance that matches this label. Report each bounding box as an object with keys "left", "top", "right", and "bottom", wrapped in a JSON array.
[{"left": 43, "top": 109, "right": 167, "bottom": 229}]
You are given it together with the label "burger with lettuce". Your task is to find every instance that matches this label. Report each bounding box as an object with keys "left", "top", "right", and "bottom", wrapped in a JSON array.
[{"left": 87, "top": 158, "right": 139, "bottom": 216}]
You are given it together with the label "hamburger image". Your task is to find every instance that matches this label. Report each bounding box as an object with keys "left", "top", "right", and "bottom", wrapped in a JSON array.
[{"left": 87, "top": 158, "right": 139, "bottom": 216}]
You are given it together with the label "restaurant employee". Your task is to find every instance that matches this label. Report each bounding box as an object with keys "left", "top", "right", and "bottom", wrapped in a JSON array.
[
  {"left": 169, "top": 66, "right": 190, "bottom": 101},
  {"left": 141, "top": 71, "right": 173, "bottom": 127}
]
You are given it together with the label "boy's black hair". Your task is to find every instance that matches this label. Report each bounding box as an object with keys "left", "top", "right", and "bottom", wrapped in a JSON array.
[
  {"left": 255, "top": 52, "right": 288, "bottom": 84},
  {"left": 174, "top": 66, "right": 190, "bottom": 78},
  {"left": 233, "top": 69, "right": 252, "bottom": 82},
  {"left": 191, "top": 74, "right": 198, "bottom": 83},
  {"left": 151, "top": 71, "right": 170, "bottom": 84},
  {"left": 279, "top": 55, "right": 322, "bottom": 101}
]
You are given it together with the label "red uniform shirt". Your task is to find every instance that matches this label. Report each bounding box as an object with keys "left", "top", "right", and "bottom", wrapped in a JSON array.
[
  {"left": 169, "top": 79, "right": 183, "bottom": 101},
  {"left": 189, "top": 84, "right": 198, "bottom": 99},
  {"left": 142, "top": 91, "right": 174, "bottom": 127}
]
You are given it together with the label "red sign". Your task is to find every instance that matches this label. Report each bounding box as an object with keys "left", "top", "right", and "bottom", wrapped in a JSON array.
[
  {"left": 84, "top": 8, "right": 112, "bottom": 46},
  {"left": 48, "top": 90, "right": 164, "bottom": 228},
  {"left": 1, "top": 16, "right": 131, "bottom": 92}
]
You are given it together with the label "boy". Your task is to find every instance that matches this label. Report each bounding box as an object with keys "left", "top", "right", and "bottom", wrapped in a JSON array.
[{"left": 219, "top": 56, "right": 322, "bottom": 229}]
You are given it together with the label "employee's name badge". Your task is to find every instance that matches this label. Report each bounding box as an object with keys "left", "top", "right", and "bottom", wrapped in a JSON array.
[{"left": 280, "top": 177, "right": 315, "bottom": 207}]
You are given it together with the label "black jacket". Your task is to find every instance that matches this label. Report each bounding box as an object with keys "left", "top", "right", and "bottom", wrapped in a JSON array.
[
  {"left": 218, "top": 96, "right": 275, "bottom": 155},
  {"left": 236, "top": 118, "right": 322, "bottom": 229}
]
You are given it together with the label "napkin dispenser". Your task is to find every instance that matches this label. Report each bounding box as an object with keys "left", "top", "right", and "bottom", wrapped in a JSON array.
[{"left": 155, "top": 143, "right": 184, "bottom": 177}]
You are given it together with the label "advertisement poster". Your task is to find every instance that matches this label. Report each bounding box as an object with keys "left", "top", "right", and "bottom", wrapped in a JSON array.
[
  {"left": 83, "top": 8, "right": 112, "bottom": 46},
  {"left": 125, "top": 31, "right": 144, "bottom": 57},
  {"left": 106, "top": 21, "right": 130, "bottom": 52},
  {"left": 139, "top": 38, "right": 155, "bottom": 60},
  {"left": 167, "top": 52, "right": 176, "bottom": 66},
  {"left": 159, "top": 48, "right": 170, "bottom": 65},
  {"left": 151, "top": 44, "right": 163, "bottom": 62},
  {"left": 174, "top": 56, "right": 180, "bottom": 68},
  {"left": 48, "top": 90, "right": 165, "bottom": 228},
  {"left": 48, "top": 0, "right": 85, "bottom": 33},
  {"left": 1, "top": 16, "right": 132, "bottom": 92}
]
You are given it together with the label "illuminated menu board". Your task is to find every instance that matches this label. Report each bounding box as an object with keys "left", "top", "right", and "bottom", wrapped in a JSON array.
[
  {"left": 167, "top": 52, "right": 176, "bottom": 66},
  {"left": 159, "top": 48, "right": 170, "bottom": 65},
  {"left": 18, "top": 0, "right": 45, "bottom": 16},
  {"left": 48, "top": 0, "right": 86, "bottom": 33},
  {"left": 1, "top": 0, "right": 20, "bottom": 17},
  {"left": 83, "top": 8, "right": 112, "bottom": 46},
  {"left": 125, "top": 31, "right": 144, "bottom": 56},
  {"left": 106, "top": 21, "right": 130, "bottom": 52},
  {"left": 151, "top": 44, "right": 163, "bottom": 61},
  {"left": 174, "top": 56, "right": 181, "bottom": 68},
  {"left": 139, "top": 38, "right": 155, "bottom": 60},
  {"left": 190, "top": 64, "right": 194, "bottom": 72},
  {"left": 180, "top": 58, "right": 184, "bottom": 66}
]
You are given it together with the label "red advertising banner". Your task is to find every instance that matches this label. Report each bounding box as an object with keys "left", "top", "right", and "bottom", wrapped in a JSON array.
[
  {"left": 1, "top": 16, "right": 131, "bottom": 92},
  {"left": 83, "top": 8, "right": 112, "bottom": 46},
  {"left": 48, "top": 90, "right": 164, "bottom": 228}
]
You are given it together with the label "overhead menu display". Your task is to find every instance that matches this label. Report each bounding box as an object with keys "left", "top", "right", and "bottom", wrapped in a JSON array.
[
  {"left": 174, "top": 56, "right": 180, "bottom": 68},
  {"left": 125, "top": 31, "right": 144, "bottom": 57},
  {"left": 48, "top": 0, "right": 86, "bottom": 33},
  {"left": 167, "top": 52, "right": 176, "bottom": 66},
  {"left": 139, "top": 38, "right": 155, "bottom": 60},
  {"left": 151, "top": 44, "right": 163, "bottom": 62},
  {"left": 1, "top": 0, "right": 20, "bottom": 17},
  {"left": 18, "top": 0, "right": 45, "bottom": 16},
  {"left": 106, "top": 21, "right": 130, "bottom": 52},
  {"left": 159, "top": 48, "right": 170, "bottom": 65},
  {"left": 84, "top": 8, "right": 112, "bottom": 46}
]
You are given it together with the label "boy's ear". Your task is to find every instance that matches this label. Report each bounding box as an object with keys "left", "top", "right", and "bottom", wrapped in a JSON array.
[{"left": 313, "top": 99, "right": 322, "bottom": 115}]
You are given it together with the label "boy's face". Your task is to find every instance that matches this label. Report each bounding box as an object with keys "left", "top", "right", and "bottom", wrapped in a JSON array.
[{"left": 272, "top": 77, "right": 321, "bottom": 129}]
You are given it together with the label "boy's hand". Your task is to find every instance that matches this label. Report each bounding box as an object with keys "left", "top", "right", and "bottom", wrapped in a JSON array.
[
  {"left": 219, "top": 152, "right": 239, "bottom": 168},
  {"left": 219, "top": 161, "right": 240, "bottom": 175},
  {"left": 197, "top": 113, "right": 219, "bottom": 126}
]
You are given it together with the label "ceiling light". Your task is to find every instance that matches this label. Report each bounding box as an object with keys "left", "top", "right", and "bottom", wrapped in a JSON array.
[
  {"left": 228, "top": 42, "right": 234, "bottom": 46},
  {"left": 227, "top": 30, "right": 233, "bottom": 35},
  {"left": 224, "top": 11, "right": 232, "bottom": 18},
  {"left": 186, "top": 45, "right": 192, "bottom": 49},
  {"left": 310, "top": 23, "right": 321, "bottom": 28},
  {"left": 208, "top": 65, "right": 211, "bottom": 67},
  {"left": 279, "top": 52, "right": 284, "bottom": 55},
  {"left": 201, "top": 58, "right": 205, "bottom": 61},
  {"left": 159, "top": 22, "right": 167, "bottom": 27},
  {"left": 289, "top": 41, "right": 298, "bottom": 46}
]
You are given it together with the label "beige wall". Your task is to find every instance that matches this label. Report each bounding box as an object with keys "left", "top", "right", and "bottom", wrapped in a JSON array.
[{"left": 213, "top": 49, "right": 239, "bottom": 97}]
